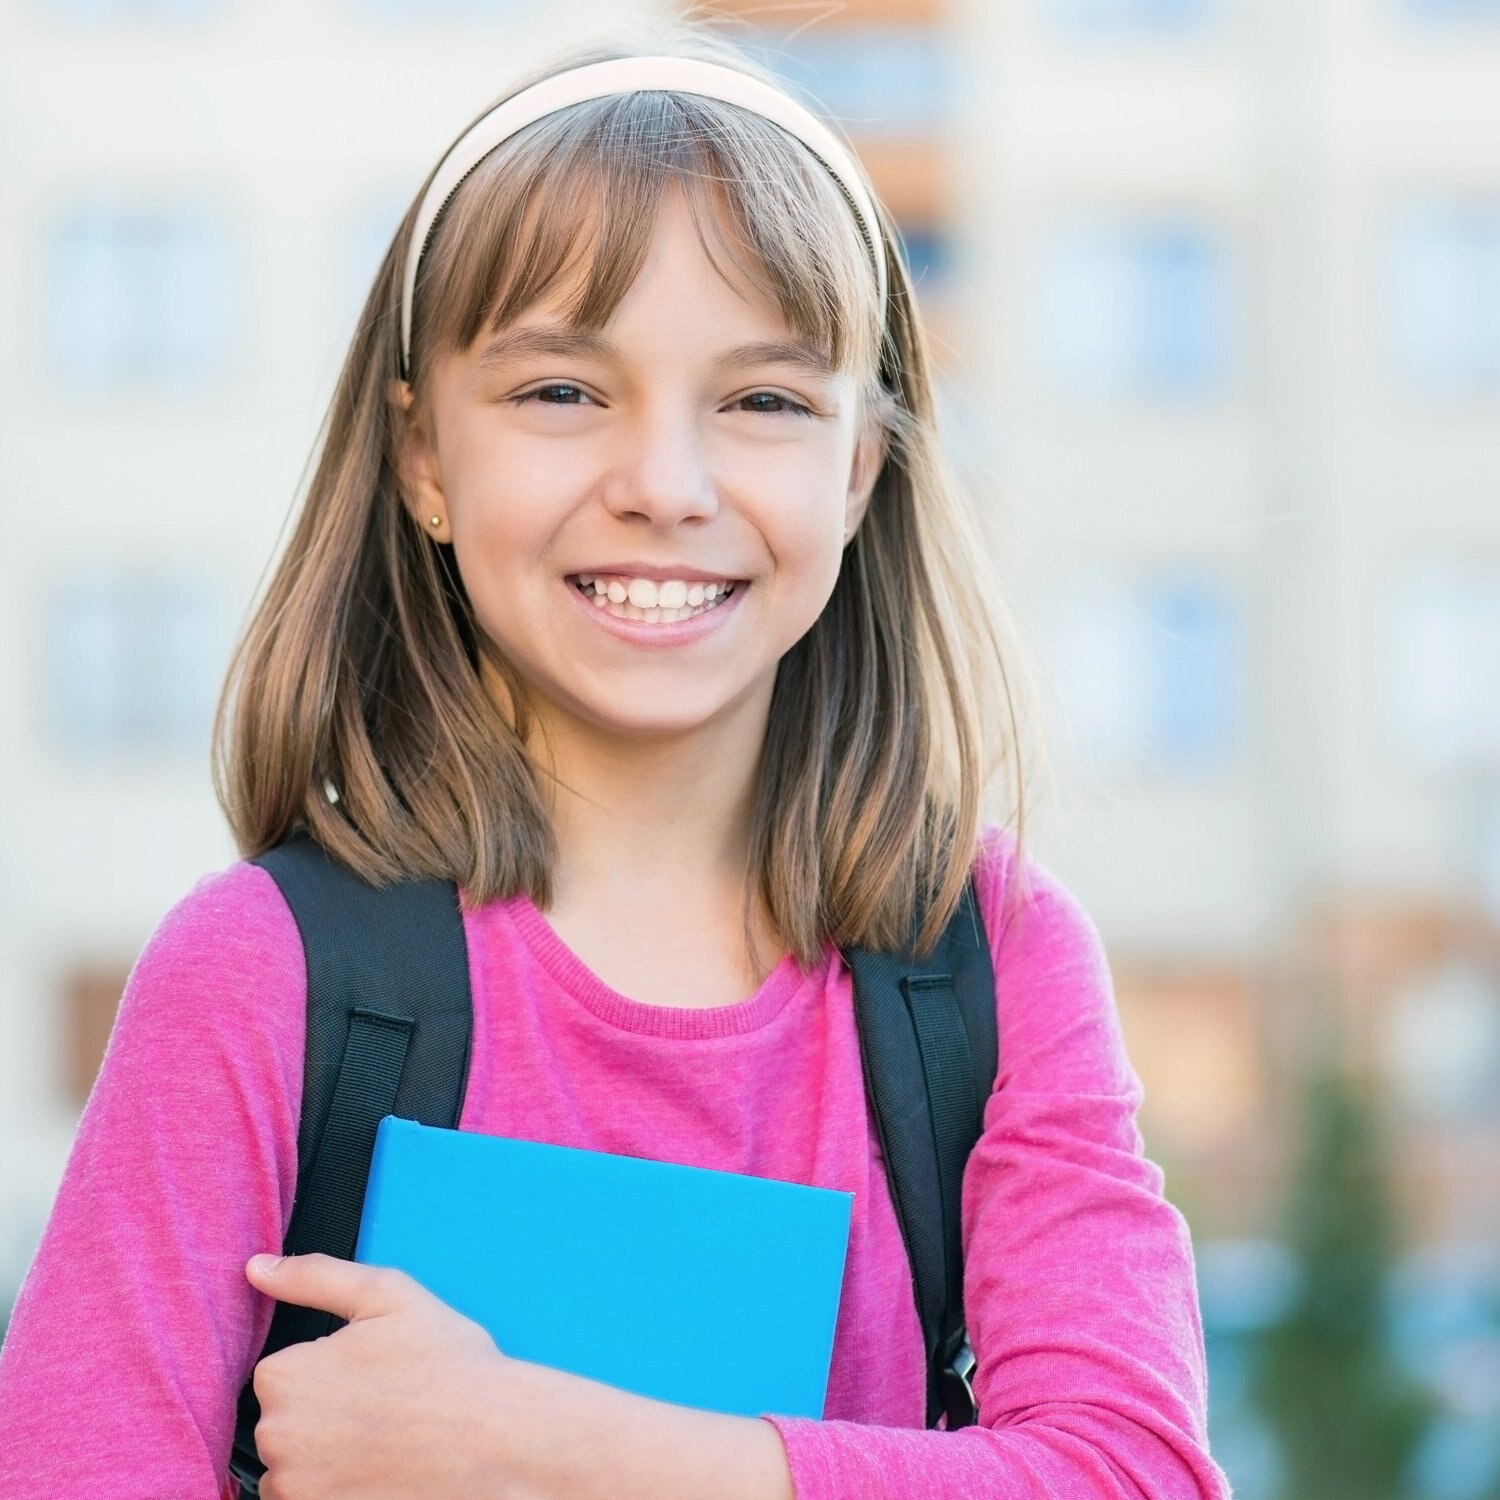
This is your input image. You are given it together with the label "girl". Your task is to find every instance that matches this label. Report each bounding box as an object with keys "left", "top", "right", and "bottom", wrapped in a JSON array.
[{"left": 0, "top": 22, "right": 1230, "bottom": 1500}]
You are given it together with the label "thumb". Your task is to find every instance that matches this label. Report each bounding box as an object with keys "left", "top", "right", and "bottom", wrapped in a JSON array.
[{"left": 245, "top": 1251, "right": 416, "bottom": 1323}]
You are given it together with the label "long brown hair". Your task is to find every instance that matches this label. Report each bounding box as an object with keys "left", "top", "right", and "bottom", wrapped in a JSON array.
[{"left": 213, "top": 19, "right": 1041, "bottom": 962}]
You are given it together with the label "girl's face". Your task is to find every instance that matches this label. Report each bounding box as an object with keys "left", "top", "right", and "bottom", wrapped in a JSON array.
[{"left": 395, "top": 189, "right": 884, "bottom": 750}]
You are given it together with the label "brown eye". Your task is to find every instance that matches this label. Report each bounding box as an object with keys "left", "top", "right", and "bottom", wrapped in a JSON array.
[
  {"left": 736, "top": 391, "right": 812, "bottom": 416},
  {"left": 516, "top": 384, "right": 591, "bottom": 405}
]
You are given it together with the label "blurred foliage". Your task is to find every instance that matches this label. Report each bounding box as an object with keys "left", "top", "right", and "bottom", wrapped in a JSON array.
[{"left": 1252, "top": 1065, "right": 1434, "bottom": 1500}]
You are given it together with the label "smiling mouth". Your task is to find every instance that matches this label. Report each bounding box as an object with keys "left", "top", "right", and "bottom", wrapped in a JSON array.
[{"left": 568, "top": 574, "right": 741, "bottom": 624}]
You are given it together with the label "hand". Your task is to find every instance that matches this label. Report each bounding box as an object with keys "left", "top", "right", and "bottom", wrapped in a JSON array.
[
  {"left": 243, "top": 1251, "right": 797, "bottom": 1500},
  {"left": 244, "top": 1252, "right": 530, "bottom": 1500}
]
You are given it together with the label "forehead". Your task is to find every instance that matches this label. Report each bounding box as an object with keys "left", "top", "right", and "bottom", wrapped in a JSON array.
[
  {"left": 412, "top": 96, "right": 880, "bottom": 384},
  {"left": 470, "top": 192, "right": 837, "bottom": 369}
]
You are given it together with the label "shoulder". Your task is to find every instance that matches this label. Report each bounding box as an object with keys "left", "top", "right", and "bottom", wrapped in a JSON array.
[
  {"left": 969, "top": 823, "right": 1107, "bottom": 981},
  {"left": 108, "top": 859, "right": 306, "bottom": 1080},
  {"left": 967, "top": 823, "right": 1136, "bottom": 1100},
  {"left": 141, "top": 855, "right": 300, "bottom": 951},
  {"left": 127, "top": 858, "right": 303, "bottom": 1001}
]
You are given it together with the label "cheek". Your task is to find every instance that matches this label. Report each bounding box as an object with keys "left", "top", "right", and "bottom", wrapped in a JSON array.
[
  {"left": 755, "top": 457, "right": 851, "bottom": 568},
  {"left": 445, "top": 453, "right": 577, "bottom": 579},
  {"left": 760, "top": 506, "right": 847, "bottom": 633},
  {"left": 445, "top": 498, "right": 555, "bottom": 652},
  {"left": 447, "top": 423, "right": 597, "bottom": 536}
]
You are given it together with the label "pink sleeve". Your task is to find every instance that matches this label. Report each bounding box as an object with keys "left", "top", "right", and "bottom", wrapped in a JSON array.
[
  {"left": 763, "top": 832, "right": 1231, "bottom": 1499},
  {"left": 0, "top": 862, "right": 306, "bottom": 1500}
]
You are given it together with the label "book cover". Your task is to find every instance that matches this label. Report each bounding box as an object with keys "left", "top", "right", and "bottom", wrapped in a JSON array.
[{"left": 353, "top": 1115, "right": 853, "bottom": 1419}]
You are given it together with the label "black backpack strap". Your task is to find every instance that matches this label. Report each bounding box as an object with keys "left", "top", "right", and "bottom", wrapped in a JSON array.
[
  {"left": 847, "top": 877, "right": 997, "bottom": 1431},
  {"left": 228, "top": 833, "right": 473, "bottom": 1495}
]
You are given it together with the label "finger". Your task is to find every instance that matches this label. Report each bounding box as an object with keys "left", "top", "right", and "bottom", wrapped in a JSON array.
[{"left": 245, "top": 1251, "right": 417, "bottom": 1322}]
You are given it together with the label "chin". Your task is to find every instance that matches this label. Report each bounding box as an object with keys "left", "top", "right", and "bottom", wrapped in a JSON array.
[
  {"left": 558, "top": 681, "right": 767, "bottom": 742},
  {"left": 584, "top": 706, "right": 739, "bottom": 741}
]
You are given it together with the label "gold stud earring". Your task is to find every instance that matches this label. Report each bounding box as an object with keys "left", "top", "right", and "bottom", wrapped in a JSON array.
[{"left": 429, "top": 516, "right": 442, "bottom": 529}]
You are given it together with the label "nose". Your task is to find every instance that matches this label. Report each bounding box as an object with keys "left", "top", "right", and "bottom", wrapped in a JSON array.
[{"left": 600, "top": 402, "right": 719, "bottom": 529}]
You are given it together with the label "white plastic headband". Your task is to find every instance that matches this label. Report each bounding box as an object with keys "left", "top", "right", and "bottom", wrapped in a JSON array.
[{"left": 399, "top": 55, "right": 888, "bottom": 376}]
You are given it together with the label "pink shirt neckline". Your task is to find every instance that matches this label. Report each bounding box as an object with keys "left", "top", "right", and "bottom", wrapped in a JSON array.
[{"left": 500, "top": 892, "right": 820, "bottom": 1040}]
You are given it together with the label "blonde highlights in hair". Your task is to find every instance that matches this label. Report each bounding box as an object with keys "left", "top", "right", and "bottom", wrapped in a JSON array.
[{"left": 213, "top": 21, "right": 1038, "bottom": 962}]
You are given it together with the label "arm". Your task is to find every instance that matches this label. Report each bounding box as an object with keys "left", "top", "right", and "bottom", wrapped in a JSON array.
[
  {"left": 0, "top": 864, "right": 306, "bottom": 1499},
  {"left": 512, "top": 1362, "right": 796, "bottom": 1500},
  {"left": 758, "top": 838, "right": 1231, "bottom": 1500}
]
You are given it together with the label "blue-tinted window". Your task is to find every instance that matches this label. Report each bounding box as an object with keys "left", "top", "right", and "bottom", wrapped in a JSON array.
[
  {"left": 1053, "top": 567, "right": 1245, "bottom": 774},
  {"left": 48, "top": 201, "right": 235, "bottom": 389},
  {"left": 1387, "top": 555, "right": 1500, "bottom": 772},
  {"left": 1145, "top": 576, "right": 1242, "bottom": 765},
  {"left": 1387, "top": 198, "right": 1500, "bottom": 394},
  {"left": 48, "top": 571, "right": 223, "bottom": 757},
  {"left": 743, "top": 27, "right": 951, "bottom": 133},
  {"left": 1051, "top": 0, "right": 1216, "bottom": 31},
  {"left": 1042, "top": 215, "right": 1234, "bottom": 399}
]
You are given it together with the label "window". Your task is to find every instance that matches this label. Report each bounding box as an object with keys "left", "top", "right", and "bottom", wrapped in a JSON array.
[
  {"left": 741, "top": 27, "right": 951, "bottom": 133},
  {"left": 46, "top": 569, "right": 224, "bottom": 758},
  {"left": 48, "top": 200, "right": 235, "bottom": 390},
  {"left": 1386, "top": 554, "right": 1500, "bottom": 773},
  {"left": 1386, "top": 197, "right": 1500, "bottom": 395},
  {"left": 1041, "top": 214, "right": 1234, "bottom": 400},
  {"left": 1050, "top": 0, "right": 1217, "bottom": 32},
  {"left": 1052, "top": 566, "right": 1245, "bottom": 775}
]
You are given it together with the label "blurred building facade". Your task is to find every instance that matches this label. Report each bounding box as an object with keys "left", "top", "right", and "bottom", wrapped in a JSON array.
[
  {"left": 4, "top": 5, "right": 1500, "bottom": 1475},
  {"left": 946, "top": 0, "right": 1500, "bottom": 1249}
]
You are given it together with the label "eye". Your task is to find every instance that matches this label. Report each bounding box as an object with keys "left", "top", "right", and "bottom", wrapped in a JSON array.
[
  {"left": 513, "top": 383, "right": 594, "bottom": 406},
  {"left": 734, "top": 391, "right": 813, "bottom": 417}
]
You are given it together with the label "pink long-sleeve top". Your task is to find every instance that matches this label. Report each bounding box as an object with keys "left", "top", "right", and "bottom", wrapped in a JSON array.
[{"left": 0, "top": 827, "right": 1230, "bottom": 1499}]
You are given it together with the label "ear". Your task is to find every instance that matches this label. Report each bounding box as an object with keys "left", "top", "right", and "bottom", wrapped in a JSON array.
[
  {"left": 387, "top": 378, "right": 450, "bottom": 541},
  {"left": 843, "top": 410, "right": 888, "bottom": 544}
]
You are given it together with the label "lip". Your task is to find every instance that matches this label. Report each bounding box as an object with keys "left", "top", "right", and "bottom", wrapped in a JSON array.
[
  {"left": 564, "top": 574, "right": 747, "bottom": 647},
  {"left": 569, "top": 564, "right": 747, "bottom": 585}
]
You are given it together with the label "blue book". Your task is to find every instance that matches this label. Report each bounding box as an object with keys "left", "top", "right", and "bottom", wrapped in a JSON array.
[{"left": 353, "top": 1116, "right": 853, "bottom": 1418}]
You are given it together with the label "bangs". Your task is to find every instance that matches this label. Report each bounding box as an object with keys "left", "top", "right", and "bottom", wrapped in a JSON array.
[{"left": 407, "top": 89, "right": 884, "bottom": 383}]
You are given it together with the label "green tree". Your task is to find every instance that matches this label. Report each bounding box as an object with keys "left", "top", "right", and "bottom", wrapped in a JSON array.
[{"left": 1252, "top": 1067, "right": 1432, "bottom": 1500}]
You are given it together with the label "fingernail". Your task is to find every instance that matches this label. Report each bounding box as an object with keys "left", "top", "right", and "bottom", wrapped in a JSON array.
[{"left": 248, "top": 1254, "right": 284, "bottom": 1275}]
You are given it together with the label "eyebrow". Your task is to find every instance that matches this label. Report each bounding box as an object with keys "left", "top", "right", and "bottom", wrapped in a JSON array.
[{"left": 474, "top": 326, "right": 838, "bottom": 378}]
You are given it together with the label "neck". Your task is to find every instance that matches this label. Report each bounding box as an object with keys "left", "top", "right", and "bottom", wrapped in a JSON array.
[
  {"left": 523, "top": 688, "right": 772, "bottom": 916},
  {"left": 481, "top": 663, "right": 790, "bottom": 999}
]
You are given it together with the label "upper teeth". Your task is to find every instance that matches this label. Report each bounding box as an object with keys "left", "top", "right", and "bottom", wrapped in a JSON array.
[{"left": 576, "top": 575, "right": 730, "bottom": 609}]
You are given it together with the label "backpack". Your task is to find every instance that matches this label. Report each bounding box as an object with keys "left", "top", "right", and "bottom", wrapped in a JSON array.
[{"left": 228, "top": 832, "right": 997, "bottom": 1495}]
